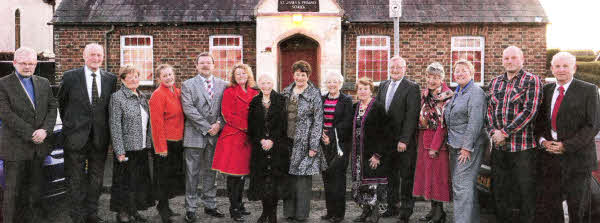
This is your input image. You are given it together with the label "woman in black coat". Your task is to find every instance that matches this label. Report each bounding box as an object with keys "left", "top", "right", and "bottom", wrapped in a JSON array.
[
  {"left": 351, "top": 77, "right": 391, "bottom": 223},
  {"left": 320, "top": 73, "right": 354, "bottom": 223},
  {"left": 248, "top": 75, "right": 290, "bottom": 223}
]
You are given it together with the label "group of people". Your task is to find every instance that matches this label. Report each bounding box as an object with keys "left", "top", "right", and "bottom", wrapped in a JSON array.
[{"left": 0, "top": 42, "right": 597, "bottom": 223}]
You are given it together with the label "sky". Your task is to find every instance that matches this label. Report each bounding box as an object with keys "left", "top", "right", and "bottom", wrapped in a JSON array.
[{"left": 539, "top": 0, "right": 599, "bottom": 51}]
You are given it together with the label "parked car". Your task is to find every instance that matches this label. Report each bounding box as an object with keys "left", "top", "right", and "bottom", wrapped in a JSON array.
[
  {"left": 477, "top": 132, "right": 600, "bottom": 220},
  {"left": 0, "top": 115, "right": 67, "bottom": 222}
]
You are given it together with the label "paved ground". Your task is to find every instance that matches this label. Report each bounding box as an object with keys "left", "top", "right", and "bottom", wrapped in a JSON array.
[
  {"left": 41, "top": 194, "right": 499, "bottom": 223},
  {"left": 37, "top": 153, "right": 500, "bottom": 222}
]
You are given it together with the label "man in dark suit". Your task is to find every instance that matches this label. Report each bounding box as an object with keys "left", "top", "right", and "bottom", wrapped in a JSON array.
[
  {"left": 57, "top": 43, "right": 117, "bottom": 223},
  {"left": 535, "top": 52, "right": 600, "bottom": 223},
  {"left": 375, "top": 56, "right": 421, "bottom": 222},
  {"left": 0, "top": 47, "right": 57, "bottom": 223}
]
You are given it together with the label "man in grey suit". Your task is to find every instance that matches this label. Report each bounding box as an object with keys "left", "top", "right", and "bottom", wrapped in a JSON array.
[
  {"left": 0, "top": 47, "right": 57, "bottom": 223},
  {"left": 181, "top": 52, "right": 227, "bottom": 222}
]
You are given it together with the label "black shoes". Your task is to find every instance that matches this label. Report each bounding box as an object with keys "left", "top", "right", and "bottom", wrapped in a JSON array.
[
  {"left": 87, "top": 215, "right": 106, "bottom": 223},
  {"left": 115, "top": 212, "right": 130, "bottom": 223},
  {"left": 230, "top": 208, "right": 246, "bottom": 222},
  {"left": 130, "top": 211, "right": 147, "bottom": 222},
  {"left": 185, "top": 211, "right": 197, "bottom": 223},
  {"left": 330, "top": 216, "right": 344, "bottom": 223},
  {"left": 354, "top": 208, "right": 371, "bottom": 222},
  {"left": 205, "top": 207, "right": 226, "bottom": 218},
  {"left": 381, "top": 209, "right": 399, "bottom": 218},
  {"left": 321, "top": 214, "right": 333, "bottom": 220}
]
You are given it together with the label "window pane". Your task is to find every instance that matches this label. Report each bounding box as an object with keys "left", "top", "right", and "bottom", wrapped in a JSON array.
[
  {"left": 372, "top": 38, "right": 380, "bottom": 46},
  {"left": 120, "top": 36, "right": 154, "bottom": 84}
]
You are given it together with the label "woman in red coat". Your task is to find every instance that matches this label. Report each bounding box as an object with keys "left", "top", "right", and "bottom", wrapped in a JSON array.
[
  {"left": 212, "top": 63, "right": 258, "bottom": 221},
  {"left": 412, "top": 62, "right": 453, "bottom": 223}
]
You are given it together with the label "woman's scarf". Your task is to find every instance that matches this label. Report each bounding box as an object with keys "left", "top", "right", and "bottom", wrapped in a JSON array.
[{"left": 418, "top": 83, "right": 454, "bottom": 130}]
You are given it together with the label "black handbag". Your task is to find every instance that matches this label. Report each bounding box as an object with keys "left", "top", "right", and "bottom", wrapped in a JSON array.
[{"left": 324, "top": 128, "right": 345, "bottom": 169}]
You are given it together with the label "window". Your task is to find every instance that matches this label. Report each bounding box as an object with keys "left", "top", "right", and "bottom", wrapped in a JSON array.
[
  {"left": 209, "top": 35, "right": 243, "bottom": 80},
  {"left": 356, "top": 36, "right": 390, "bottom": 83},
  {"left": 451, "top": 36, "right": 485, "bottom": 86},
  {"left": 120, "top": 35, "right": 154, "bottom": 86}
]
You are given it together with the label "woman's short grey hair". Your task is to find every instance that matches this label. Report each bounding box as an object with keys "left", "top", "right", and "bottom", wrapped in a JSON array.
[
  {"left": 426, "top": 62, "right": 445, "bottom": 79},
  {"left": 454, "top": 59, "right": 475, "bottom": 76},
  {"left": 325, "top": 72, "right": 344, "bottom": 90}
]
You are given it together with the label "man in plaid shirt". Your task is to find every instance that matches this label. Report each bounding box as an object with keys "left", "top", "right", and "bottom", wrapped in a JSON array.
[{"left": 486, "top": 46, "right": 543, "bottom": 222}]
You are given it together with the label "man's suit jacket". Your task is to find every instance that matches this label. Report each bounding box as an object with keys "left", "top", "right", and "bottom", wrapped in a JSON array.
[
  {"left": 0, "top": 72, "right": 57, "bottom": 161},
  {"left": 536, "top": 78, "right": 600, "bottom": 174},
  {"left": 181, "top": 74, "right": 226, "bottom": 149},
  {"left": 57, "top": 67, "right": 117, "bottom": 151},
  {"left": 375, "top": 78, "right": 421, "bottom": 168}
]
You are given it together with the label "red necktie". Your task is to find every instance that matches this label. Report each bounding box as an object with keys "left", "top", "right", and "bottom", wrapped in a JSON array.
[{"left": 551, "top": 86, "right": 565, "bottom": 131}]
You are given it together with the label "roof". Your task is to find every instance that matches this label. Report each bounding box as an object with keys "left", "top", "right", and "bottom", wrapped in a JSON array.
[
  {"left": 52, "top": 0, "right": 548, "bottom": 25},
  {"left": 52, "top": 0, "right": 260, "bottom": 24},
  {"left": 339, "top": 0, "right": 548, "bottom": 23}
]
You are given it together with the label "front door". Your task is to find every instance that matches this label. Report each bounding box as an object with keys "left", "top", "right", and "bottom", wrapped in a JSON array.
[{"left": 279, "top": 34, "right": 319, "bottom": 91}]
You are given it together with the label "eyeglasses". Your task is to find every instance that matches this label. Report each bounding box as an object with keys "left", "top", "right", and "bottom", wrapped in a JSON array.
[{"left": 16, "top": 62, "right": 37, "bottom": 67}]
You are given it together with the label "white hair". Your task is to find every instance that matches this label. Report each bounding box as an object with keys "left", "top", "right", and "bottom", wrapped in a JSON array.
[
  {"left": 390, "top": 56, "right": 406, "bottom": 67},
  {"left": 257, "top": 74, "right": 274, "bottom": 83},
  {"left": 551, "top": 52, "right": 577, "bottom": 66},
  {"left": 426, "top": 62, "right": 445, "bottom": 80},
  {"left": 14, "top": 47, "right": 36, "bottom": 60},
  {"left": 83, "top": 43, "right": 104, "bottom": 56},
  {"left": 324, "top": 72, "right": 344, "bottom": 90}
]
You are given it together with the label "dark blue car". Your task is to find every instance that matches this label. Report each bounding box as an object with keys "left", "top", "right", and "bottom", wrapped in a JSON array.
[{"left": 0, "top": 116, "right": 67, "bottom": 200}]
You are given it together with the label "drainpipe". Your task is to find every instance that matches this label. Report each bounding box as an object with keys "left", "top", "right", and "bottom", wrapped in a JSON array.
[{"left": 103, "top": 25, "right": 115, "bottom": 71}]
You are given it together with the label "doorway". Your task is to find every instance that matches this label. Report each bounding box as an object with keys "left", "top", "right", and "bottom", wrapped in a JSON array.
[{"left": 278, "top": 34, "right": 320, "bottom": 91}]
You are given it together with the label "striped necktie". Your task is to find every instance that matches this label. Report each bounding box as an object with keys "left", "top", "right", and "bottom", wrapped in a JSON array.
[{"left": 206, "top": 79, "right": 213, "bottom": 100}]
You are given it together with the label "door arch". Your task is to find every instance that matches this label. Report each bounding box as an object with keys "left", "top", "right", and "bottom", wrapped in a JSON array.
[{"left": 278, "top": 34, "right": 320, "bottom": 91}]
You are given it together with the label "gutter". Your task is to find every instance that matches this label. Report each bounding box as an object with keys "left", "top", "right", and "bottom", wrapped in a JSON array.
[{"left": 103, "top": 25, "right": 115, "bottom": 70}]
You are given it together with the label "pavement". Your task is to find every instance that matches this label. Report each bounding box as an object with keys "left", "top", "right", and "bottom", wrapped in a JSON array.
[
  {"left": 42, "top": 194, "right": 500, "bottom": 223},
  {"left": 37, "top": 153, "right": 500, "bottom": 222}
]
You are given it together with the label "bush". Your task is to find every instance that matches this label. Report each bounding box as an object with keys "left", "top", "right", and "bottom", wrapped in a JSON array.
[
  {"left": 547, "top": 49, "right": 561, "bottom": 69},
  {"left": 577, "top": 62, "right": 600, "bottom": 74},
  {"left": 576, "top": 56, "right": 598, "bottom": 62},
  {"left": 567, "top": 50, "right": 596, "bottom": 56},
  {"left": 575, "top": 72, "right": 600, "bottom": 86}
]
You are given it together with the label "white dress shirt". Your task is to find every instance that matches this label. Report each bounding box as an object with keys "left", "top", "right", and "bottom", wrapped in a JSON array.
[
  {"left": 197, "top": 74, "right": 214, "bottom": 89},
  {"left": 385, "top": 77, "right": 404, "bottom": 111},
  {"left": 140, "top": 104, "right": 149, "bottom": 149},
  {"left": 84, "top": 66, "right": 102, "bottom": 103},
  {"left": 540, "top": 78, "right": 573, "bottom": 144}
]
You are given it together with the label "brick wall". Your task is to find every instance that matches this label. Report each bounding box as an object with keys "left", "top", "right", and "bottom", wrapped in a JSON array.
[
  {"left": 342, "top": 23, "right": 548, "bottom": 87},
  {"left": 54, "top": 23, "right": 256, "bottom": 88},
  {"left": 54, "top": 22, "right": 546, "bottom": 90}
]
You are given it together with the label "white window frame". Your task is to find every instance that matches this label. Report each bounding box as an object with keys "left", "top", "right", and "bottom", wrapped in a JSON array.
[
  {"left": 209, "top": 35, "right": 244, "bottom": 80},
  {"left": 120, "top": 35, "right": 154, "bottom": 86},
  {"left": 450, "top": 36, "right": 485, "bottom": 87},
  {"left": 356, "top": 35, "right": 391, "bottom": 85}
]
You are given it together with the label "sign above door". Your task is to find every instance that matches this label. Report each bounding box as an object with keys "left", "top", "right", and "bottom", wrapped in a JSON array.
[{"left": 278, "top": 0, "right": 319, "bottom": 12}]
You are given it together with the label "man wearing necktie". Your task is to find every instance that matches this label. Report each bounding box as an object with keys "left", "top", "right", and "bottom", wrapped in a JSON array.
[
  {"left": 375, "top": 56, "right": 421, "bottom": 222},
  {"left": 180, "top": 52, "right": 228, "bottom": 222},
  {"left": 535, "top": 52, "right": 600, "bottom": 223},
  {"left": 57, "top": 43, "right": 117, "bottom": 223},
  {"left": 0, "top": 47, "right": 57, "bottom": 223}
]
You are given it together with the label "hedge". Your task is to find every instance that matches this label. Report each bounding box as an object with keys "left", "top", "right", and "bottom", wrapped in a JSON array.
[{"left": 577, "top": 62, "right": 600, "bottom": 74}]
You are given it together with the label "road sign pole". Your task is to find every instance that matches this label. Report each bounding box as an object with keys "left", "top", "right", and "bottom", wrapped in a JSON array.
[{"left": 394, "top": 16, "right": 399, "bottom": 56}]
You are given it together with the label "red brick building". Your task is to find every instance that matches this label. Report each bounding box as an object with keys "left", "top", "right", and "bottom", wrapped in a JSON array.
[{"left": 51, "top": 0, "right": 548, "bottom": 91}]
